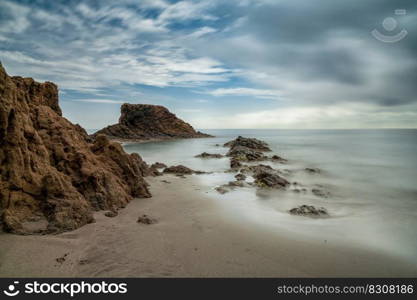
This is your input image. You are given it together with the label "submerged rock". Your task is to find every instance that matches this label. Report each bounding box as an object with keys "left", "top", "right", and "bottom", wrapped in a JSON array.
[
  {"left": 289, "top": 205, "right": 329, "bottom": 217},
  {"left": 234, "top": 173, "right": 247, "bottom": 181},
  {"left": 305, "top": 167, "right": 321, "bottom": 174},
  {"left": 0, "top": 63, "right": 151, "bottom": 234},
  {"left": 224, "top": 136, "right": 271, "bottom": 151},
  {"left": 215, "top": 186, "right": 229, "bottom": 194},
  {"left": 312, "top": 188, "right": 330, "bottom": 198},
  {"left": 195, "top": 152, "right": 223, "bottom": 159}
]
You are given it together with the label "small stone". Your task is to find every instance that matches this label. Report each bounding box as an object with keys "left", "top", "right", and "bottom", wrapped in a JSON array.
[
  {"left": 104, "top": 211, "right": 118, "bottom": 218},
  {"left": 137, "top": 214, "right": 157, "bottom": 225}
]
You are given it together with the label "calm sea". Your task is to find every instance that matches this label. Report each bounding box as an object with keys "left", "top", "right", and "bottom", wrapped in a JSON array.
[{"left": 94, "top": 129, "right": 417, "bottom": 264}]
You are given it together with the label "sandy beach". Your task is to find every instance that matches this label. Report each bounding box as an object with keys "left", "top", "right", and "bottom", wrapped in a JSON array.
[{"left": 1, "top": 174, "right": 416, "bottom": 278}]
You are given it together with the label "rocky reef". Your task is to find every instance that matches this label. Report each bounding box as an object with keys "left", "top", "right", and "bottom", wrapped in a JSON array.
[
  {"left": 94, "top": 103, "right": 211, "bottom": 141},
  {"left": 0, "top": 63, "right": 151, "bottom": 234}
]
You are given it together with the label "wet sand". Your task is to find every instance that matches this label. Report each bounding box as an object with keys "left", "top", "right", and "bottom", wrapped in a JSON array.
[{"left": 0, "top": 175, "right": 416, "bottom": 277}]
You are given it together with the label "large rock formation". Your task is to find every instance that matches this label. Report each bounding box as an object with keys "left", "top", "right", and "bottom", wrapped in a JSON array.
[
  {"left": 0, "top": 63, "right": 151, "bottom": 234},
  {"left": 94, "top": 103, "right": 211, "bottom": 141}
]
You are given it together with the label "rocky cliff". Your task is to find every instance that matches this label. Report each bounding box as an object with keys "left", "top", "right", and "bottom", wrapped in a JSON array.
[
  {"left": 0, "top": 63, "right": 151, "bottom": 234},
  {"left": 94, "top": 103, "right": 211, "bottom": 141}
]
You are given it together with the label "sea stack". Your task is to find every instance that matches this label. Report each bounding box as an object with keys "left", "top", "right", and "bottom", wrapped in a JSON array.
[
  {"left": 0, "top": 63, "right": 151, "bottom": 234},
  {"left": 94, "top": 103, "right": 211, "bottom": 141}
]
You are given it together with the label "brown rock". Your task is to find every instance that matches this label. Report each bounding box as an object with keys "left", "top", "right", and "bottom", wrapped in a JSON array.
[
  {"left": 234, "top": 173, "right": 246, "bottom": 181},
  {"left": 163, "top": 165, "right": 195, "bottom": 175},
  {"left": 195, "top": 152, "right": 223, "bottom": 159},
  {"left": 230, "top": 158, "right": 242, "bottom": 169},
  {"left": 289, "top": 205, "right": 329, "bottom": 217},
  {"left": 137, "top": 214, "right": 157, "bottom": 225},
  {"left": 253, "top": 169, "right": 290, "bottom": 189},
  {"left": 224, "top": 136, "right": 271, "bottom": 151},
  {"left": 104, "top": 211, "right": 118, "bottom": 218},
  {"left": 226, "top": 146, "right": 267, "bottom": 162},
  {"left": 94, "top": 103, "right": 212, "bottom": 141},
  {"left": 151, "top": 162, "right": 167, "bottom": 169},
  {"left": 0, "top": 63, "right": 150, "bottom": 234}
]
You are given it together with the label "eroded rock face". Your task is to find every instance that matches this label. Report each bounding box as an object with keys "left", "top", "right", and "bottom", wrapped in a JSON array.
[
  {"left": 224, "top": 136, "right": 271, "bottom": 152},
  {"left": 0, "top": 63, "right": 151, "bottom": 234},
  {"left": 226, "top": 146, "right": 267, "bottom": 162},
  {"left": 95, "top": 103, "right": 211, "bottom": 141}
]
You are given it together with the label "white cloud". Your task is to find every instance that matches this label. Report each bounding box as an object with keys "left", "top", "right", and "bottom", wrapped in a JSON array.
[
  {"left": 0, "top": 1, "right": 30, "bottom": 33},
  {"left": 206, "top": 87, "right": 282, "bottom": 99},
  {"left": 187, "top": 27, "right": 217, "bottom": 39},
  {"left": 191, "top": 103, "right": 417, "bottom": 129}
]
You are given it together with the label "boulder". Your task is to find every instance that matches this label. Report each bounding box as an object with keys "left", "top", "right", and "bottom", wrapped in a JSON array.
[
  {"left": 230, "top": 158, "right": 242, "bottom": 169},
  {"left": 163, "top": 165, "right": 195, "bottom": 175},
  {"left": 226, "top": 146, "right": 267, "bottom": 161},
  {"left": 195, "top": 152, "right": 223, "bottom": 159},
  {"left": 137, "top": 214, "right": 157, "bottom": 225},
  {"left": 253, "top": 169, "right": 290, "bottom": 189},
  {"left": 289, "top": 205, "right": 329, "bottom": 217},
  {"left": 224, "top": 136, "right": 271, "bottom": 151}
]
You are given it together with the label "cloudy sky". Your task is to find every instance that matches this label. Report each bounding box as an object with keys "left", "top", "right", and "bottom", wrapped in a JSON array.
[{"left": 1, "top": 0, "right": 416, "bottom": 129}]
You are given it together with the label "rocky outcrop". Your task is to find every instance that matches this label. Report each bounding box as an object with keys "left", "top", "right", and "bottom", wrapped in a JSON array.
[
  {"left": 95, "top": 103, "right": 211, "bottom": 141},
  {"left": 224, "top": 136, "right": 271, "bottom": 151},
  {"left": 0, "top": 63, "right": 151, "bottom": 234},
  {"left": 289, "top": 205, "right": 329, "bottom": 217},
  {"left": 253, "top": 170, "right": 290, "bottom": 189},
  {"left": 226, "top": 146, "right": 268, "bottom": 162}
]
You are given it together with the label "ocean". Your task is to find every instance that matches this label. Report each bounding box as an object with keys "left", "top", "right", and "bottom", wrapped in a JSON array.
[{"left": 119, "top": 129, "right": 417, "bottom": 265}]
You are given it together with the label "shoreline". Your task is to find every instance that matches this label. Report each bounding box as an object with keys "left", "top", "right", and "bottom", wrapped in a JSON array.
[
  {"left": 0, "top": 175, "right": 415, "bottom": 277},
  {"left": 99, "top": 135, "right": 214, "bottom": 146}
]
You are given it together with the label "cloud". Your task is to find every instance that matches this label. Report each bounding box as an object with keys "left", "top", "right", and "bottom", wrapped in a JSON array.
[
  {"left": 0, "top": 1, "right": 30, "bottom": 33},
  {"left": 192, "top": 103, "right": 417, "bottom": 129},
  {"left": 1, "top": 0, "right": 416, "bottom": 129},
  {"left": 206, "top": 87, "right": 282, "bottom": 99}
]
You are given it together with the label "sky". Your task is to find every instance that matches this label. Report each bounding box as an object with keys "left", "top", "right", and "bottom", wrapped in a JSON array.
[{"left": 0, "top": 0, "right": 416, "bottom": 129}]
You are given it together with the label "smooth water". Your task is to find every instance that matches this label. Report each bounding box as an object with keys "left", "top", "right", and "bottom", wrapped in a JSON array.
[{"left": 122, "top": 129, "right": 417, "bottom": 264}]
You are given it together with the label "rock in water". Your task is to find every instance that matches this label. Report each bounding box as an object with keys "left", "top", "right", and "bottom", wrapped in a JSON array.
[
  {"left": 163, "top": 165, "right": 195, "bottom": 175},
  {"left": 0, "top": 63, "right": 151, "bottom": 234},
  {"left": 289, "top": 205, "right": 329, "bottom": 217},
  {"left": 224, "top": 136, "right": 271, "bottom": 152},
  {"left": 94, "top": 103, "right": 211, "bottom": 141},
  {"left": 253, "top": 169, "right": 290, "bottom": 189},
  {"left": 195, "top": 152, "right": 223, "bottom": 159}
]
